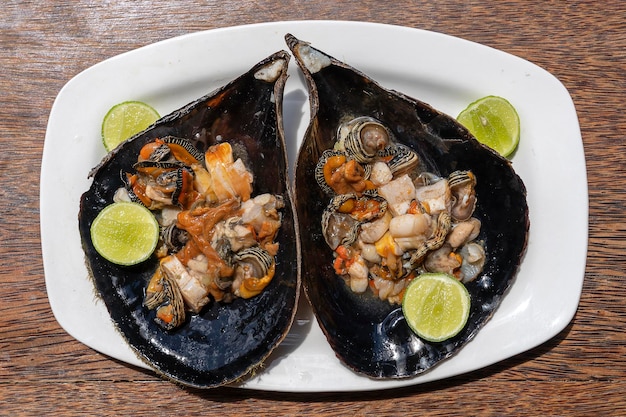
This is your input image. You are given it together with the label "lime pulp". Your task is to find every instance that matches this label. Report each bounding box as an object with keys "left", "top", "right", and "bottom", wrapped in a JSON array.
[
  {"left": 457, "top": 95, "right": 520, "bottom": 158},
  {"left": 90, "top": 202, "right": 159, "bottom": 266},
  {"left": 101, "top": 101, "right": 160, "bottom": 151},
  {"left": 402, "top": 273, "right": 471, "bottom": 342}
]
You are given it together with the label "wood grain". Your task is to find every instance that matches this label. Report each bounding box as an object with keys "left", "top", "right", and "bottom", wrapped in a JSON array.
[{"left": 1, "top": 0, "right": 625, "bottom": 415}]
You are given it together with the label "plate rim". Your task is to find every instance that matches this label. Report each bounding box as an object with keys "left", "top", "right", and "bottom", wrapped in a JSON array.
[{"left": 41, "top": 20, "right": 588, "bottom": 392}]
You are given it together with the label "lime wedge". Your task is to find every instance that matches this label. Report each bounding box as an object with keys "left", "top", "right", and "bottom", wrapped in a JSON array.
[
  {"left": 90, "top": 202, "right": 159, "bottom": 266},
  {"left": 101, "top": 101, "right": 160, "bottom": 151},
  {"left": 402, "top": 273, "right": 471, "bottom": 342},
  {"left": 457, "top": 95, "right": 520, "bottom": 157}
]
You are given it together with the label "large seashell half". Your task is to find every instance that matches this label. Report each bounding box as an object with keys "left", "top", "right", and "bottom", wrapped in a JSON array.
[
  {"left": 286, "top": 34, "right": 529, "bottom": 379},
  {"left": 78, "top": 51, "right": 300, "bottom": 388}
]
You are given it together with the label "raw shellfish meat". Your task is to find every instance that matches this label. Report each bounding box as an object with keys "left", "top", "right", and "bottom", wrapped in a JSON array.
[
  {"left": 78, "top": 51, "right": 300, "bottom": 388},
  {"left": 287, "top": 34, "right": 529, "bottom": 379}
]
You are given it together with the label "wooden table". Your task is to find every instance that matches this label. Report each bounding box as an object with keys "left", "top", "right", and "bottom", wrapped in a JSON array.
[{"left": 2, "top": 1, "right": 625, "bottom": 415}]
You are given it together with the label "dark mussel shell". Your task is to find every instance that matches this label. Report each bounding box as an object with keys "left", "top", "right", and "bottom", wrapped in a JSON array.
[
  {"left": 78, "top": 51, "right": 300, "bottom": 388},
  {"left": 286, "top": 34, "right": 529, "bottom": 379}
]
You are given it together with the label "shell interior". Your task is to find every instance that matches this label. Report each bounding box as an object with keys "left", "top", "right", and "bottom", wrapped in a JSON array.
[
  {"left": 78, "top": 51, "right": 300, "bottom": 388},
  {"left": 286, "top": 34, "right": 529, "bottom": 379}
]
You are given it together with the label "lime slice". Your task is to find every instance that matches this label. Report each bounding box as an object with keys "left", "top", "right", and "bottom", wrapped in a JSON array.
[
  {"left": 90, "top": 202, "right": 159, "bottom": 266},
  {"left": 402, "top": 273, "right": 471, "bottom": 342},
  {"left": 101, "top": 101, "right": 160, "bottom": 151},
  {"left": 457, "top": 95, "right": 520, "bottom": 157}
]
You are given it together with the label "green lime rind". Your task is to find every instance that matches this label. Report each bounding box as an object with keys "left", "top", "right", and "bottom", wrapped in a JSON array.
[
  {"left": 402, "top": 273, "right": 471, "bottom": 343},
  {"left": 90, "top": 202, "right": 159, "bottom": 266},
  {"left": 457, "top": 95, "right": 520, "bottom": 158},
  {"left": 101, "top": 101, "right": 160, "bottom": 152}
]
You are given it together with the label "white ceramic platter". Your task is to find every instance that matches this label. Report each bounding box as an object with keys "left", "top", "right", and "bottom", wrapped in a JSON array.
[{"left": 41, "top": 21, "right": 587, "bottom": 392}]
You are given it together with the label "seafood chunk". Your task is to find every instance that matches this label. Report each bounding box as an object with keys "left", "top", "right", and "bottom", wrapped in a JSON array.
[
  {"left": 448, "top": 170, "right": 477, "bottom": 221},
  {"left": 335, "top": 116, "right": 391, "bottom": 163},
  {"left": 232, "top": 246, "right": 276, "bottom": 299},
  {"left": 144, "top": 265, "right": 186, "bottom": 330},
  {"left": 287, "top": 34, "right": 528, "bottom": 379},
  {"left": 160, "top": 255, "right": 210, "bottom": 313},
  {"left": 240, "top": 193, "right": 285, "bottom": 247},
  {"left": 377, "top": 174, "right": 417, "bottom": 216},
  {"left": 204, "top": 142, "right": 253, "bottom": 202},
  {"left": 415, "top": 179, "right": 451, "bottom": 215}
]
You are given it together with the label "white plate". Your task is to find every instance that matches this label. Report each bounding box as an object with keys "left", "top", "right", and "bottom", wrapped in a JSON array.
[{"left": 41, "top": 21, "right": 587, "bottom": 392}]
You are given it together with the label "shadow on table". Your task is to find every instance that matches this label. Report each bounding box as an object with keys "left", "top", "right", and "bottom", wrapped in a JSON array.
[{"left": 185, "top": 316, "right": 575, "bottom": 402}]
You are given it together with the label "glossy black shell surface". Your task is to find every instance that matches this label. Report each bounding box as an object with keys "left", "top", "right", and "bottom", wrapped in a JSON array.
[
  {"left": 287, "top": 34, "right": 529, "bottom": 379},
  {"left": 78, "top": 51, "right": 300, "bottom": 388}
]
